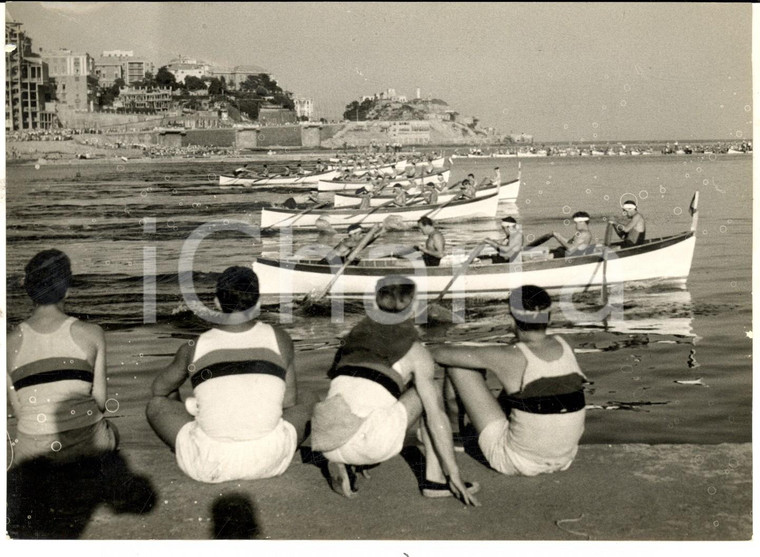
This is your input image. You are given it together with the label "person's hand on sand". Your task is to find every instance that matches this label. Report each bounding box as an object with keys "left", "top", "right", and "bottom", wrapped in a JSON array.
[{"left": 449, "top": 475, "right": 481, "bottom": 507}]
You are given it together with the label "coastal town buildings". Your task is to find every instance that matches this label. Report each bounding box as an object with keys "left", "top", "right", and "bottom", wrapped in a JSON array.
[
  {"left": 41, "top": 48, "right": 93, "bottom": 112},
  {"left": 207, "top": 64, "right": 271, "bottom": 90},
  {"left": 115, "top": 86, "right": 172, "bottom": 112},
  {"left": 93, "top": 52, "right": 153, "bottom": 86},
  {"left": 294, "top": 97, "right": 314, "bottom": 120},
  {"left": 387, "top": 120, "right": 431, "bottom": 145},
  {"left": 5, "top": 17, "right": 56, "bottom": 130}
]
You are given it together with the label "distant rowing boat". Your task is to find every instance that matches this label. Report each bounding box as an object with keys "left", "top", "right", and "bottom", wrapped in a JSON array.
[
  {"left": 259, "top": 191, "right": 500, "bottom": 229},
  {"left": 332, "top": 176, "right": 521, "bottom": 207},
  {"left": 317, "top": 169, "right": 451, "bottom": 192},
  {"left": 219, "top": 168, "right": 340, "bottom": 187}
]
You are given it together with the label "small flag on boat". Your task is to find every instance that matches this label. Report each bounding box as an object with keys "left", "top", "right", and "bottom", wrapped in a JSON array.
[{"left": 689, "top": 192, "right": 699, "bottom": 216}]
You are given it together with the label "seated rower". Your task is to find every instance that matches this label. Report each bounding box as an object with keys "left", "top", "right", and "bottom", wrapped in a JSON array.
[
  {"left": 415, "top": 216, "right": 445, "bottom": 267},
  {"left": 145, "top": 267, "right": 315, "bottom": 483},
  {"left": 422, "top": 182, "right": 439, "bottom": 205},
  {"left": 391, "top": 183, "right": 408, "bottom": 207},
  {"left": 321, "top": 224, "right": 378, "bottom": 266},
  {"left": 485, "top": 216, "right": 523, "bottom": 263},
  {"left": 431, "top": 285, "right": 587, "bottom": 477},
  {"left": 609, "top": 200, "right": 646, "bottom": 247},
  {"left": 457, "top": 179, "right": 478, "bottom": 200},
  {"left": 551, "top": 211, "right": 594, "bottom": 258},
  {"left": 355, "top": 187, "right": 373, "bottom": 210},
  {"left": 310, "top": 276, "right": 480, "bottom": 505},
  {"left": 315, "top": 217, "right": 338, "bottom": 246}
]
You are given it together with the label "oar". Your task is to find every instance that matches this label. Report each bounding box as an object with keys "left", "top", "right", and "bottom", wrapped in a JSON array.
[
  {"left": 422, "top": 196, "right": 459, "bottom": 219},
  {"left": 303, "top": 223, "right": 383, "bottom": 304},
  {"left": 430, "top": 242, "right": 488, "bottom": 305},
  {"left": 601, "top": 222, "right": 614, "bottom": 331},
  {"left": 420, "top": 242, "right": 488, "bottom": 322},
  {"left": 261, "top": 202, "right": 330, "bottom": 231},
  {"left": 341, "top": 198, "right": 396, "bottom": 222},
  {"left": 525, "top": 233, "right": 554, "bottom": 249}
]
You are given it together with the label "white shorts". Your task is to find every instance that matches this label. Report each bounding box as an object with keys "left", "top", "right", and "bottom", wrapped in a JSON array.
[
  {"left": 322, "top": 402, "right": 408, "bottom": 466},
  {"left": 175, "top": 419, "right": 297, "bottom": 483},
  {"left": 478, "top": 418, "right": 577, "bottom": 477}
]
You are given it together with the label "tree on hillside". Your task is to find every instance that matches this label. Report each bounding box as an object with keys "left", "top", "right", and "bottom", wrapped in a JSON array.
[
  {"left": 184, "top": 75, "right": 207, "bottom": 91},
  {"left": 156, "top": 66, "right": 179, "bottom": 90},
  {"left": 206, "top": 77, "right": 223, "bottom": 96},
  {"left": 343, "top": 98, "right": 374, "bottom": 121}
]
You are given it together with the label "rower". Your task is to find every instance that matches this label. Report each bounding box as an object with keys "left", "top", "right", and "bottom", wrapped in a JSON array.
[
  {"left": 422, "top": 181, "right": 439, "bottom": 205},
  {"left": 322, "top": 224, "right": 366, "bottom": 265},
  {"left": 415, "top": 216, "right": 445, "bottom": 267},
  {"left": 355, "top": 187, "right": 372, "bottom": 210},
  {"left": 457, "top": 179, "right": 478, "bottom": 200},
  {"left": 491, "top": 167, "right": 501, "bottom": 187},
  {"left": 609, "top": 200, "right": 646, "bottom": 247},
  {"left": 391, "top": 183, "right": 408, "bottom": 207},
  {"left": 485, "top": 216, "right": 523, "bottom": 263},
  {"left": 551, "top": 211, "right": 594, "bottom": 258}
]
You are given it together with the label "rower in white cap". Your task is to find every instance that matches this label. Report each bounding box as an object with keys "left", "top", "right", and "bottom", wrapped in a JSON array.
[
  {"left": 610, "top": 200, "right": 646, "bottom": 247},
  {"left": 551, "top": 211, "right": 593, "bottom": 258}
]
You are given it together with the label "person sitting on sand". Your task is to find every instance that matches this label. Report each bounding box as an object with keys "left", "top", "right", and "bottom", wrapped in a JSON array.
[
  {"left": 609, "top": 200, "right": 646, "bottom": 247},
  {"left": 485, "top": 216, "right": 523, "bottom": 263},
  {"left": 431, "top": 285, "right": 587, "bottom": 477},
  {"left": 310, "top": 276, "right": 480, "bottom": 505},
  {"left": 551, "top": 211, "right": 594, "bottom": 257},
  {"left": 145, "top": 267, "right": 315, "bottom": 483},
  {"left": 6, "top": 249, "right": 119, "bottom": 464},
  {"left": 415, "top": 216, "right": 445, "bottom": 267}
]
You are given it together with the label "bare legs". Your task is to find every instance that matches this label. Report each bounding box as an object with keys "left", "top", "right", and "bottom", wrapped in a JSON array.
[{"left": 445, "top": 367, "right": 505, "bottom": 435}]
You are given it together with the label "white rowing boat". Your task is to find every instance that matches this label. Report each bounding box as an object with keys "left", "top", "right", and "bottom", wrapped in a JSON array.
[
  {"left": 253, "top": 192, "right": 700, "bottom": 300},
  {"left": 259, "top": 191, "right": 500, "bottom": 229},
  {"left": 331, "top": 177, "right": 521, "bottom": 207},
  {"left": 317, "top": 169, "right": 451, "bottom": 192},
  {"left": 219, "top": 168, "right": 340, "bottom": 187}
]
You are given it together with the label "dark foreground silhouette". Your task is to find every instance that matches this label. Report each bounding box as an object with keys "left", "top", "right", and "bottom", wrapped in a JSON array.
[{"left": 7, "top": 451, "right": 157, "bottom": 539}]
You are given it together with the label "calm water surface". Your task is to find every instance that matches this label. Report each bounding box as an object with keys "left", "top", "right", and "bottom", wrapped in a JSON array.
[{"left": 5, "top": 153, "right": 752, "bottom": 444}]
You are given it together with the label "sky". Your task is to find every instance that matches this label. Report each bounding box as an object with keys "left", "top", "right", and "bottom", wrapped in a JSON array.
[{"left": 4, "top": 2, "right": 754, "bottom": 142}]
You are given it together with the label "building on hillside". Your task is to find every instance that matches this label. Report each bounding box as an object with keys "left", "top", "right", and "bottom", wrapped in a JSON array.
[
  {"left": 41, "top": 48, "right": 93, "bottom": 112},
  {"left": 208, "top": 64, "right": 271, "bottom": 90},
  {"left": 509, "top": 133, "right": 533, "bottom": 144},
  {"left": 166, "top": 56, "right": 211, "bottom": 82},
  {"left": 123, "top": 58, "right": 153, "bottom": 84},
  {"left": 258, "top": 105, "right": 297, "bottom": 125},
  {"left": 117, "top": 86, "right": 172, "bottom": 112},
  {"left": 93, "top": 57, "right": 124, "bottom": 87},
  {"left": 387, "top": 120, "right": 430, "bottom": 145},
  {"left": 5, "top": 18, "right": 56, "bottom": 130},
  {"left": 102, "top": 50, "right": 134, "bottom": 57},
  {"left": 294, "top": 97, "right": 313, "bottom": 120}
]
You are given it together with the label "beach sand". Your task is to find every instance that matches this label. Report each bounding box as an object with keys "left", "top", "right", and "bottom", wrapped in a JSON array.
[{"left": 5, "top": 324, "right": 752, "bottom": 541}]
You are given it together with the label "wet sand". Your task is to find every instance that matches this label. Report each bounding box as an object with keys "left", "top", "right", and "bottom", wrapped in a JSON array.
[{"left": 5, "top": 324, "right": 753, "bottom": 541}]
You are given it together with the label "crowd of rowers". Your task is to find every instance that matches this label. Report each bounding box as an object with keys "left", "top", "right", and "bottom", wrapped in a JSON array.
[
  {"left": 9, "top": 248, "right": 599, "bottom": 506},
  {"left": 314, "top": 199, "right": 646, "bottom": 268}
]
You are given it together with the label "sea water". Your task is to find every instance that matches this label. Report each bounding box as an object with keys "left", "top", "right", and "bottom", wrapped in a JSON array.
[{"left": 4, "top": 153, "right": 752, "bottom": 444}]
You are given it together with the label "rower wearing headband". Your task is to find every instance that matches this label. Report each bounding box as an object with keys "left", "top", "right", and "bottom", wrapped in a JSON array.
[
  {"left": 485, "top": 216, "right": 523, "bottom": 263},
  {"left": 551, "top": 211, "right": 593, "bottom": 258},
  {"left": 610, "top": 200, "right": 646, "bottom": 247}
]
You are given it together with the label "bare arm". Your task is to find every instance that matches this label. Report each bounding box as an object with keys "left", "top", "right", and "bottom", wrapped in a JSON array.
[
  {"left": 273, "top": 325, "right": 297, "bottom": 408},
  {"left": 151, "top": 342, "right": 194, "bottom": 398},
  {"left": 6, "top": 331, "right": 22, "bottom": 417},
  {"left": 90, "top": 325, "right": 108, "bottom": 412},
  {"left": 410, "top": 343, "right": 479, "bottom": 506}
]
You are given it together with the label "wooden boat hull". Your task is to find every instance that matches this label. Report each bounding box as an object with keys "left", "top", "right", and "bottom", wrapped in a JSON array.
[
  {"left": 252, "top": 231, "right": 696, "bottom": 299},
  {"left": 332, "top": 177, "right": 520, "bottom": 207},
  {"left": 317, "top": 169, "right": 451, "bottom": 192},
  {"left": 219, "top": 169, "right": 339, "bottom": 187},
  {"left": 259, "top": 191, "right": 500, "bottom": 229}
]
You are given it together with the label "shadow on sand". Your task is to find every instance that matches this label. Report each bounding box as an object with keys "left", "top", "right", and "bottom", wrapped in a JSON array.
[{"left": 7, "top": 451, "right": 157, "bottom": 539}]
